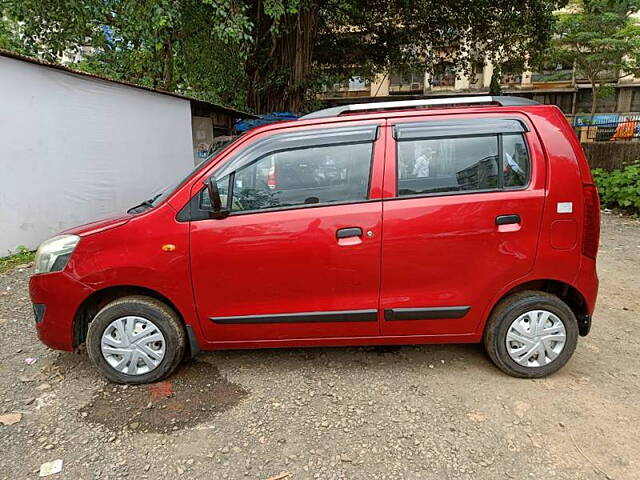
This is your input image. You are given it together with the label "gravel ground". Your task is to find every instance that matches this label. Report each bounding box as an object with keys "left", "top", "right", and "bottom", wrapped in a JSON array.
[{"left": 1, "top": 213, "right": 639, "bottom": 480}]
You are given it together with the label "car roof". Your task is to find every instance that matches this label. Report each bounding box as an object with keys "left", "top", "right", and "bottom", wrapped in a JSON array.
[
  {"left": 300, "top": 95, "right": 538, "bottom": 120},
  {"left": 245, "top": 97, "right": 555, "bottom": 138}
]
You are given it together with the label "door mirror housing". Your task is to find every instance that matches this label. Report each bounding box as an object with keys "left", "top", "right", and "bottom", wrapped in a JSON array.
[{"left": 205, "top": 176, "right": 230, "bottom": 219}]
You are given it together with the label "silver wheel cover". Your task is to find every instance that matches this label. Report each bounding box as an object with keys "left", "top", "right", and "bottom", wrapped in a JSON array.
[
  {"left": 505, "top": 310, "right": 567, "bottom": 368},
  {"left": 100, "top": 316, "right": 166, "bottom": 375}
]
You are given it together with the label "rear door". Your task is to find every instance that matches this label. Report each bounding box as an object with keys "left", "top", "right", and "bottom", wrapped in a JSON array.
[
  {"left": 380, "top": 114, "right": 546, "bottom": 337},
  {"left": 189, "top": 121, "right": 386, "bottom": 343}
]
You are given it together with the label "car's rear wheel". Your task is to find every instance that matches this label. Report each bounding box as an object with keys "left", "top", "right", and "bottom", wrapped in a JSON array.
[
  {"left": 86, "top": 296, "right": 186, "bottom": 384},
  {"left": 483, "top": 290, "right": 578, "bottom": 378}
]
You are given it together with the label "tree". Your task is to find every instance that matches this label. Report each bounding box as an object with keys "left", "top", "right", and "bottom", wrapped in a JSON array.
[
  {"left": 1, "top": 0, "right": 566, "bottom": 113},
  {"left": 489, "top": 66, "right": 503, "bottom": 96},
  {"left": 226, "top": 0, "right": 556, "bottom": 111},
  {"left": 1, "top": 0, "right": 251, "bottom": 108},
  {"left": 550, "top": 0, "right": 640, "bottom": 117}
]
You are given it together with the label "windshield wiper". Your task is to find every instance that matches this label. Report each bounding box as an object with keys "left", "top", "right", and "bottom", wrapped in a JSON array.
[
  {"left": 127, "top": 200, "right": 153, "bottom": 214},
  {"left": 127, "top": 193, "right": 162, "bottom": 214}
]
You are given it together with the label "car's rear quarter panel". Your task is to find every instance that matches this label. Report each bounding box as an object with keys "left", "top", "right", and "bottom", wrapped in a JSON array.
[{"left": 526, "top": 107, "right": 586, "bottom": 286}]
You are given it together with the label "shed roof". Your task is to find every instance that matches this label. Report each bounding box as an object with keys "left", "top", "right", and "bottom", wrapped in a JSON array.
[{"left": 0, "top": 48, "right": 256, "bottom": 119}]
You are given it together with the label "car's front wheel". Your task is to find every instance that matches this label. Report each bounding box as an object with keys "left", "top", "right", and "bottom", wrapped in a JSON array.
[
  {"left": 483, "top": 290, "right": 579, "bottom": 378},
  {"left": 86, "top": 295, "right": 186, "bottom": 384}
]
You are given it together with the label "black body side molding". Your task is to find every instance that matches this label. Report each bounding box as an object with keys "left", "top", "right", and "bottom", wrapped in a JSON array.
[
  {"left": 211, "top": 309, "right": 378, "bottom": 324},
  {"left": 384, "top": 306, "right": 470, "bottom": 321}
]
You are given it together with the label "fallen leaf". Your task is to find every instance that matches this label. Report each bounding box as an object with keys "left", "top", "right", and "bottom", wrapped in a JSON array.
[
  {"left": 0, "top": 413, "right": 22, "bottom": 425},
  {"left": 39, "top": 459, "right": 63, "bottom": 477}
]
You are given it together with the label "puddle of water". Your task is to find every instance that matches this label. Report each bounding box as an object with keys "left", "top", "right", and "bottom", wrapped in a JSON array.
[{"left": 80, "top": 361, "right": 248, "bottom": 434}]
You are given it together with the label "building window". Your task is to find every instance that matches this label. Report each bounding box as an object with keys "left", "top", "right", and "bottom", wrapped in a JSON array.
[
  {"left": 501, "top": 61, "right": 524, "bottom": 85},
  {"left": 389, "top": 71, "right": 424, "bottom": 94},
  {"left": 431, "top": 63, "right": 456, "bottom": 87},
  {"left": 348, "top": 76, "right": 369, "bottom": 91},
  {"left": 470, "top": 61, "right": 485, "bottom": 86}
]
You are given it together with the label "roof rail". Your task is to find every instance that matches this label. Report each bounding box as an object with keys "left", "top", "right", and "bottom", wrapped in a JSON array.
[{"left": 300, "top": 95, "right": 539, "bottom": 120}]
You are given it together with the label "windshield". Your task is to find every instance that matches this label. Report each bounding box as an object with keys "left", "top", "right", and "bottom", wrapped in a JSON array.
[{"left": 128, "top": 136, "right": 239, "bottom": 214}]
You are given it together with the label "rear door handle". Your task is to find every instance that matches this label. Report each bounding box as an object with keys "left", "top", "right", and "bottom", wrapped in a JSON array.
[
  {"left": 496, "top": 214, "right": 521, "bottom": 225},
  {"left": 336, "top": 227, "right": 363, "bottom": 239}
]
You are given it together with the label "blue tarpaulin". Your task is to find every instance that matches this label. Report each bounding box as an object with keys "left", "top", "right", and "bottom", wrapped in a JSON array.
[
  {"left": 235, "top": 112, "right": 298, "bottom": 132},
  {"left": 573, "top": 113, "right": 620, "bottom": 127}
]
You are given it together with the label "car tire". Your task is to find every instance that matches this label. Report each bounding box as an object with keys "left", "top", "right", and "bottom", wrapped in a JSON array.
[
  {"left": 86, "top": 295, "right": 186, "bottom": 384},
  {"left": 483, "top": 290, "right": 578, "bottom": 378}
]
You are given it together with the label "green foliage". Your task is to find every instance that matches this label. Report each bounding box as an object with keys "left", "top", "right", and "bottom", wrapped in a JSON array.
[
  {"left": 0, "top": 17, "right": 25, "bottom": 53},
  {"left": 1, "top": 0, "right": 252, "bottom": 110},
  {"left": 0, "top": 247, "right": 35, "bottom": 274},
  {"left": 489, "top": 67, "right": 503, "bottom": 96},
  {"left": 596, "top": 84, "right": 616, "bottom": 99},
  {"left": 592, "top": 163, "right": 640, "bottom": 212},
  {"left": 545, "top": 0, "right": 640, "bottom": 115},
  {"left": 1, "top": 0, "right": 566, "bottom": 113}
]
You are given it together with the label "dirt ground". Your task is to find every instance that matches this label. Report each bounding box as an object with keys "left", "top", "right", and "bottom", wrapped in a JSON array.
[{"left": 1, "top": 213, "right": 639, "bottom": 480}]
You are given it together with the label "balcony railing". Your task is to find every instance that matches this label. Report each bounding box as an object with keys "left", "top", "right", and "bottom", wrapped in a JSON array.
[
  {"left": 532, "top": 69, "right": 573, "bottom": 83},
  {"left": 431, "top": 74, "right": 456, "bottom": 88},
  {"left": 575, "top": 70, "right": 618, "bottom": 83},
  {"left": 324, "top": 78, "right": 371, "bottom": 98},
  {"left": 501, "top": 73, "right": 522, "bottom": 85},
  {"left": 389, "top": 82, "right": 424, "bottom": 94}
]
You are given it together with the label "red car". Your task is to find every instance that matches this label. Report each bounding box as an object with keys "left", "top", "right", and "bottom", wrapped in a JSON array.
[{"left": 29, "top": 96, "right": 600, "bottom": 384}]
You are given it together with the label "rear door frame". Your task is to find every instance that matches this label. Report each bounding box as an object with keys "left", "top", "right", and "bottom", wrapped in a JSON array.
[{"left": 378, "top": 111, "right": 547, "bottom": 338}]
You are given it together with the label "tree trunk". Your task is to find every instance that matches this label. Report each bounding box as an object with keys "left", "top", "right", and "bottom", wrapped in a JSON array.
[
  {"left": 489, "top": 65, "right": 502, "bottom": 96},
  {"left": 590, "top": 80, "right": 598, "bottom": 121},
  {"left": 162, "top": 37, "right": 174, "bottom": 91},
  {"left": 245, "top": 3, "right": 318, "bottom": 113}
]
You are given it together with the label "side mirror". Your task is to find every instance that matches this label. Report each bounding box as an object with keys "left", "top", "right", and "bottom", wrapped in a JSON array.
[{"left": 205, "top": 176, "right": 230, "bottom": 219}]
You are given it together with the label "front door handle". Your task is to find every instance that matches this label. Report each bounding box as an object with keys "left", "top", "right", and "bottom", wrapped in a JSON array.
[
  {"left": 496, "top": 214, "right": 521, "bottom": 225},
  {"left": 336, "top": 227, "right": 363, "bottom": 239}
]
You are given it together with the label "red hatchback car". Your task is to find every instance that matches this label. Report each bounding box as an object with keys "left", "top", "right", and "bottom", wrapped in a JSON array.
[{"left": 29, "top": 96, "right": 600, "bottom": 384}]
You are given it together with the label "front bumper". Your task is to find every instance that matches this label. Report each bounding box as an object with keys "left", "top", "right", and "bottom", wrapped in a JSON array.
[{"left": 29, "top": 271, "right": 95, "bottom": 351}]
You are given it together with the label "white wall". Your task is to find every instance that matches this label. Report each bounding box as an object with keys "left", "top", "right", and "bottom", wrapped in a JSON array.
[{"left": 0, "top": 56, "right": 194, "bottom": 254}]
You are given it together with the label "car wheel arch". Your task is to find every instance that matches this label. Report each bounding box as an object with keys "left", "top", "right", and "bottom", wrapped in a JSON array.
[
  {"left": 479, "top": 278, "right": 590, "bottom": 337},
  {"left": 72, "top": 285, "right": 191, "bottom": 351}
]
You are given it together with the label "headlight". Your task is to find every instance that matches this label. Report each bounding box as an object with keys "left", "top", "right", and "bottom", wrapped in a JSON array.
[{"left": 34, "top": 235, "right": 80, "bottom": 274}]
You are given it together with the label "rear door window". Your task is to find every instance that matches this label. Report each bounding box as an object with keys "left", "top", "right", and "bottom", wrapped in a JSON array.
[
  {"left": 394, "top": 119, "right": 530, "bottom": 197},
  {"left": 398, "top": 136, "right": 499, "bottom": 195}
]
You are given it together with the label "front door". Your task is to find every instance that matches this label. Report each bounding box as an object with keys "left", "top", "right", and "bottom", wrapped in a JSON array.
[
  {"left": 380, "top": 115, "right": 545, "bottom": 337},
  {"left": 190, "top": 122, "right": 385, "bottom": 343}
]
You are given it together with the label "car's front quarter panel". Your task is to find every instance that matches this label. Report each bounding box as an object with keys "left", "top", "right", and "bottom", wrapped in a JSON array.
[{"left": 38, "top": 203, "right": 197, "bottom": 350}]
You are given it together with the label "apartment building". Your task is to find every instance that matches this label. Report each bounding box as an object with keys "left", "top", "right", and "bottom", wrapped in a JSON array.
[{"left": 322, "top": 59, "right": 640, "bottom": 116}]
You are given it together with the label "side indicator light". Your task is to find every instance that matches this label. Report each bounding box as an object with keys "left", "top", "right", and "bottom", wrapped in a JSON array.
[{"left": 161, "top": 244, "right": 176, "bottom": 252}]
